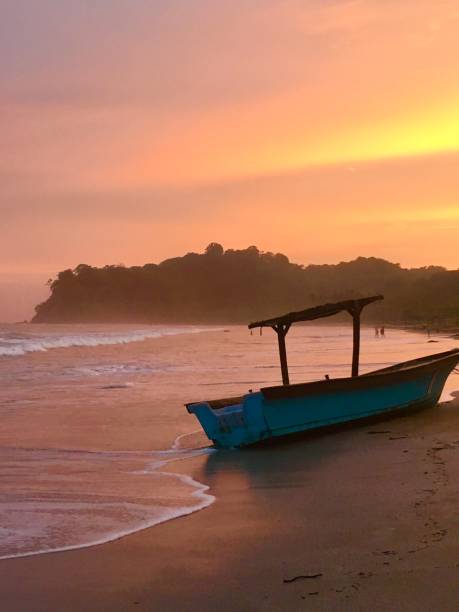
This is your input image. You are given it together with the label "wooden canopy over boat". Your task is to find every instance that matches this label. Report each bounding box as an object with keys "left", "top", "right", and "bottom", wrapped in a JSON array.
[{"left": 248, "top": 295, "right": 384, "bottom": 385}]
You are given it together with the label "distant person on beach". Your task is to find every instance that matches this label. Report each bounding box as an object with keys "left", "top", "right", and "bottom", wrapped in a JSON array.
[
  {"left": 375, "top": 327, "right": 380, "bottom": 337},
  {"left": 380, "top": 326, "right": 385, "bottom": 336}
]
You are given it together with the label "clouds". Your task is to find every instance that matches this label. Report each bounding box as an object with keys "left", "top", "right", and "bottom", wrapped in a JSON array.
[
  {"left": 3, "top": 0, "right": 459, "bottom": 189},
  {"left": 1, "top": 0, "right": 459, "bottom": 320},
  {"left": 2, "top": 150, "right": 458, "bottom": 266},
  {"left": 1, "top": 1, "right": 321, "bottom": 111}
]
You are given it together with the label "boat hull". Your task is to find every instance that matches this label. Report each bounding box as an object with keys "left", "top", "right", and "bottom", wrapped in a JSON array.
[{"left": 186, "top": 349, "right": 459, "bottom": 448}]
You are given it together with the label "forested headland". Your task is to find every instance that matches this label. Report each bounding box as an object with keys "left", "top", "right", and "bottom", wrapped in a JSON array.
[{"left": 32, "top": 243, "right": 459, "bottom": 327}]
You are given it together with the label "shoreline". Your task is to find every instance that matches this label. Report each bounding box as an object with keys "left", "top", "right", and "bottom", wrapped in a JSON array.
[
  {"left": 13, "top": 319, "right": 459, "bottom": 343},
  {"left": 397, "top": 324, "right": 459, "bottom": 339},
  {"left": 0, "top": 440, "right": 217, "bottom": 563},
  {"left": 2, "top": 322, "right": 458, "bottom": 611},
  {"left": 3, "top": 394, "right": 459, "bottom": 611}
]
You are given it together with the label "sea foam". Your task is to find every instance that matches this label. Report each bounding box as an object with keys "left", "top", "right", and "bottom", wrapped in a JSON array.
[
  {"left": 0, "top": 435, "right": 215, "bottom": 561},
  {"left": 0, "top": 326, "right": 220, "bottom": 357}
]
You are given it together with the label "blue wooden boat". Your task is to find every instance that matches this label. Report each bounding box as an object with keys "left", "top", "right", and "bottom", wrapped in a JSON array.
[{"left": 186, "top": 296, "right": 459, "bottom": 448}]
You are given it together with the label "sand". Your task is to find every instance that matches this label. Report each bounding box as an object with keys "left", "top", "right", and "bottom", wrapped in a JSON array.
[{"left": 2, "top": 395, "right": 459, "bottom": 611}]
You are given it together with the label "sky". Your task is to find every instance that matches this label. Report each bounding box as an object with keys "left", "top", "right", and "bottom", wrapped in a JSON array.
[{"left": 1, "top": 0, "right": 459, "bottom": 320}]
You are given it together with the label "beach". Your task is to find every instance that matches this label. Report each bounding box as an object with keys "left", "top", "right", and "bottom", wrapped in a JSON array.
[
  {"left": 1, "top": 324, "right": 459, "bottom": 611},
  {"left": 1, "top": 395, "right": 459, "bottom": 611},
  {"left": 4, "top": 0, "right": 459, "bottom": 607}
]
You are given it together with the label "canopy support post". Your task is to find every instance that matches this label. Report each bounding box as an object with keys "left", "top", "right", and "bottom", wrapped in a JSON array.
[
  {"left": 349, "top": 304, "right": 362, "bottom": 377},
  {"left": 248, "top": 296, "right": 384, "bottom": 382},
  {"left": 272, "top": 323, "right": 290, "bottom": 385}
]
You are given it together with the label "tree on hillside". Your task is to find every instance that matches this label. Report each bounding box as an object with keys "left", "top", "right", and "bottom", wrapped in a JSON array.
[{"left": 32, "top": 245, "right": 459, "bottom": 326}]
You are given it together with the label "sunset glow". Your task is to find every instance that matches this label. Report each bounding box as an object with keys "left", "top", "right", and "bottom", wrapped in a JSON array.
[{"left": 1, "top": 0, "right": 459, "bottom": 319}]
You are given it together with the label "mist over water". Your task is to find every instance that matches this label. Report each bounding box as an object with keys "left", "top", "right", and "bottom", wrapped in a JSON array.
[{"left": 0, "top": 324, "right": 458, "bottom": 559}]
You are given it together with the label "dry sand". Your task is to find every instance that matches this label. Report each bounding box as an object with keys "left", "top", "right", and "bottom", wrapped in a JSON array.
[{"left": 2, "top": 395, "right": 459, "bottom": 611}]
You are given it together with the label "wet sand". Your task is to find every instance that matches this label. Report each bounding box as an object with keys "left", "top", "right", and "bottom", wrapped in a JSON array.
[{"left": 2, "top": 395, "right": 459, "bottom": 611}]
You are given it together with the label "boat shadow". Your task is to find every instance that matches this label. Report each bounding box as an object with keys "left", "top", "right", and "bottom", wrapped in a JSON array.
[{"left": 198, "top": 402, "right": 440, "bottom": 488}]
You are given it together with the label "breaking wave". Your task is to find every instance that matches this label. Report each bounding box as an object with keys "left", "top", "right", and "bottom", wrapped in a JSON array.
[{"left": 0, "top": 326, "right": 221, "bottom": 357}]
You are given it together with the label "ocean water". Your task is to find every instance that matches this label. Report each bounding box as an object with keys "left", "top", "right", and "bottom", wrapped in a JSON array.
[{"left": 0, "top": 323, "right": 458, "bottom": 560}]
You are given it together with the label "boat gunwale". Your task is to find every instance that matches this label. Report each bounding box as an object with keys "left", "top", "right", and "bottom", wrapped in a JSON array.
[
  {"left": 185, "top": 395, "right": 245, "bottom": 411},
  {"left": 185, "top": 349, "right": 459, "bottom": 409},
  {"left": 260, "top": 349, "right": 459, "bottom": 401}
]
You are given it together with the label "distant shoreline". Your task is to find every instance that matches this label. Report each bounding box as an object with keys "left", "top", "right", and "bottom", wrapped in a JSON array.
[
  {"left": 10, "top": 319, "right": 459, "bottom": 339},
  {"left": 30, "top": 314, "right": 459, "bottom": 337}
]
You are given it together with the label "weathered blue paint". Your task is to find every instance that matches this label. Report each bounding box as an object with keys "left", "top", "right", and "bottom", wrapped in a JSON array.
[{"left": 187, "top": 351, "right": 459, "bottom": 448}]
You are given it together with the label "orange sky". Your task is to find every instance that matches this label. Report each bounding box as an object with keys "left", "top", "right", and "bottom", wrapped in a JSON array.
[{"left": 1, "top": 0, "right": 459, "bottom": 319}]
